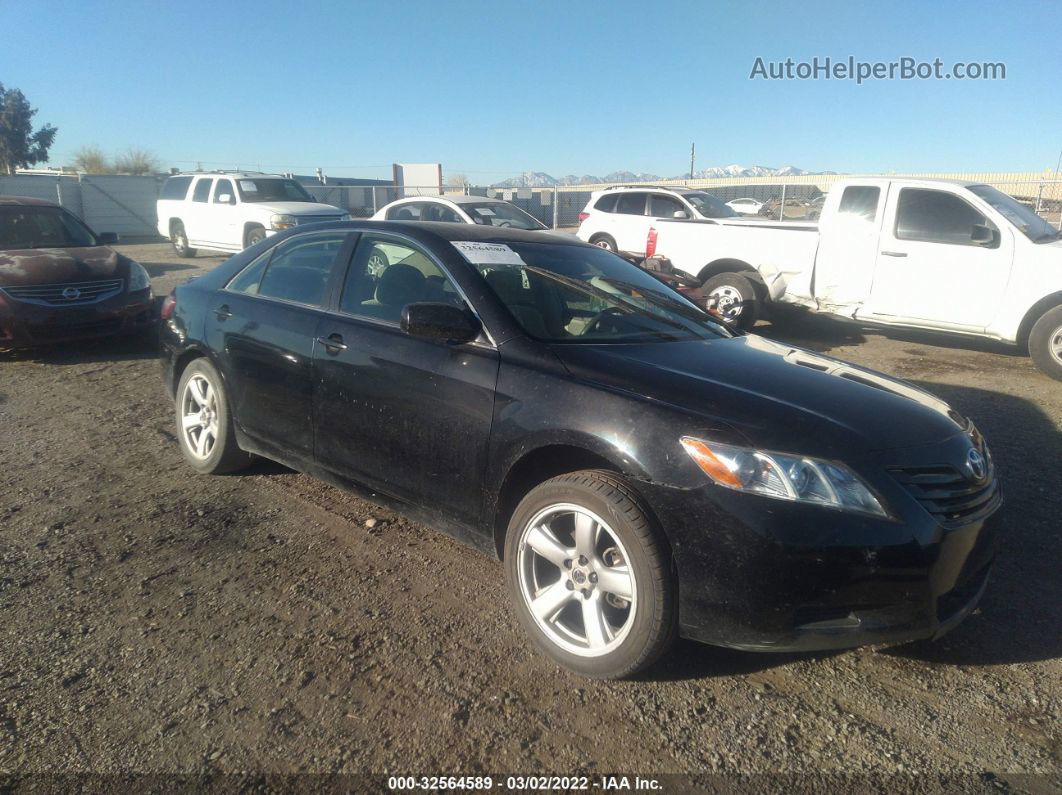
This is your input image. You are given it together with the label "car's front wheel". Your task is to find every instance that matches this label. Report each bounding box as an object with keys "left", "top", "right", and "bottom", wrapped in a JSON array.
[
  {"left": 245, "top": 225, "right": 266, "bottom": 249},
  {"left": 175, "top": 358, "right": 253, "bottom": 474},
  {"left": 504, "top": 470, "right": 676, "bottom": 679}
]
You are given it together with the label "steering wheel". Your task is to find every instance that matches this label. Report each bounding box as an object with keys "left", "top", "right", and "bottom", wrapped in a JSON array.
[
  {"left": 495, "top": 219, "right": 514, "bottom": 228},
  {"left": 581, "top": 307, "right": 628, "bottom": 336}
]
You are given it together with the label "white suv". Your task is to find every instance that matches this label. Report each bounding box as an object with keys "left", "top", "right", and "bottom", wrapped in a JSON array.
[
  {"left": 576, "top": 186, "right": 737, "bottom": 259},
  {"left": 156, "top": 171, "right": 349, "bottom": 257}
]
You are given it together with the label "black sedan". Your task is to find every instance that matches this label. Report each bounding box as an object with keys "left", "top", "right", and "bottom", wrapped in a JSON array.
[{"left": 159, "top": 221, "right": 1001, "bottom": 679}]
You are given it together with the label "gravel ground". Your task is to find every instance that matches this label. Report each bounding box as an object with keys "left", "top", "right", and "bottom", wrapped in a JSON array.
[{"left": 1, "top": 243, "right": 1059, "bottom": 791}]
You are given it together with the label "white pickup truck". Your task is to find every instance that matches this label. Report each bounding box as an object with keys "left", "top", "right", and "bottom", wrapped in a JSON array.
[{"left": 649, "top": 177, "right": 1062, "bottom": 380}]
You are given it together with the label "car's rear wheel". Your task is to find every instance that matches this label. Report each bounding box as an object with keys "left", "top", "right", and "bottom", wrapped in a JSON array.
[
  {"left": 589, "top": 234, "right": 617, "bottom": 253},
  {"left": 171, "top": 222, "right": 196, "bottom": 258},
  {"left": 702, "top": 272, "right": 758, "bottom": 331},
  {"left": 175, "top": 358, "right": 253, "bottom": 474},
  {"left": 504, "top": 470, "right": 676, "bottom": 679},
  {"left": 245, "top": 225, "right": 266, "bottom": 249},
  {"left": 1029, "top": 305, "right": 1062, "bottom": 381}
]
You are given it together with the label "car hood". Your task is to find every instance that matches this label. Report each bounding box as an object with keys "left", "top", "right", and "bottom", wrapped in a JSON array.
[
  {"left": 0, "top": 245, "right": 128, "bottom": 287},
  {"left": 551, "top": 334, "right": 967, "bottom": 457},
  {"left": 246, "top": 201, "right": 345, "bottom": 215}
]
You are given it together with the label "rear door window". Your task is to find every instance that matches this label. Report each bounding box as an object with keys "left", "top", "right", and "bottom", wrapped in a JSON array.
[
  {"left": 387, "top": 202, "right": 425, "bottom": 221},
  {"left": 254, "top": 232, "right": 348, "bottom": 306},
  {"left": 615, "top": 192, "right": 647, "bottom": 215},
  {"left": 838, "top": 186, "right": 880, "bottom": 222},
  {"left": 191, "top": 178, "right": 213, "bottom": 203}
]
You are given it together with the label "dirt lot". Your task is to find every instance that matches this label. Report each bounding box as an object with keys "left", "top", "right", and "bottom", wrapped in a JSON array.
[{"left": 1, "top": 243, "right": 1059, "bottom": 790}]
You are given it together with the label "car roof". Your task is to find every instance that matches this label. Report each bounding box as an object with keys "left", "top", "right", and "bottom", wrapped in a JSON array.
[
  {"left": 0, "top": 195, "right": 60, "bottom": 207},
  {"left": 169, "top": 171, "right": 288, "bottom": 180},
  {"left": 316, "top": 219, "right": 590, "bottom": 247},
  {"left": 393, "top": 195, "right": 512, "bottom": 206}
]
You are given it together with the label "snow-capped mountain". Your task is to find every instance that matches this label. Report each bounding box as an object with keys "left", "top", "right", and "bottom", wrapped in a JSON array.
[{"left": 491, "top": 165, "right": 829, "bottom": 187}]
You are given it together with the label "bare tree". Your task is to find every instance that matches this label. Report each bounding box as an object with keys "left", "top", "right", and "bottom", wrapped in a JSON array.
[
  {"left": 113, "top": 147, "right": 158, "bottom": 176},
  {"left": 72, "top": 145, "right": 111, "bottom": 174},
  {"left": 447, "top": 172, "right": 470, "bottom": 188}
]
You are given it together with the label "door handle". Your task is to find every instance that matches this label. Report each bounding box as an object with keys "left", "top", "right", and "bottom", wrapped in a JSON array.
[
  {"left": 215, "top": 304, "right": 232, "bottom": 320},
  {"left": 315, "top": 333, "right": 347, "bottom": 352},
  {"left": 880, "top": 251, "right": 908, "bottom": 257}
]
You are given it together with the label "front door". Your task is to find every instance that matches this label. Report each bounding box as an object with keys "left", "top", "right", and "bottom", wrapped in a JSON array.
[
  {"left": 209, "top": 177, "right": 240, "bottom": 249},
  {"left": 863, "top": 186, "right": 1014, "bottom": 328},
  {"left": 312, "top": 233, "right": 499, "bottom": 526},
  {"left": 185, "top": 176, "right": 214, "bottom": 246},
  {"left": 207, "top": 230, "right": 351, "bottom": 461}
]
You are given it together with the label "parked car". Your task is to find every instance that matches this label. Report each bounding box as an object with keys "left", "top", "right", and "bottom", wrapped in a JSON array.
[
  {"left": 726, "top": 197, "right": 765, "bottom": 216},
  {"left": 576, "top": 185, "right": 737, "bottom": 259},
  {"left": 156, "top": 171, "right": 349, "bottom": 257},
  {"left": 648, "top": 177, "right": 1062, "bottom": 380},
  {"left": 160, "top": 221, "right": 1000, "bottom": 679},
  {"left": 806, "top": 194, "right": 827, "bottom": 220},
  {"left": 759, "top": 196, "right": 814, "bottom": 220},
  {"left": 0, "top": 196, "right": 153, "bottom": 347},
  {"left": 372, "top": 195, "right": 548, "bottom": 230}
]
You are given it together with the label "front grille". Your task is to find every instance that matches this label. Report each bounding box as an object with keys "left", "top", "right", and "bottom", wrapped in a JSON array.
[
  {"left": 2, "top": 279, "right": 124, "bottom": 307},
  {"left": 295, "top": 215, "right": 344, "bottom": 225},
  {"left": 888, "top": 460, "right": 1000, "bottom": 526}
]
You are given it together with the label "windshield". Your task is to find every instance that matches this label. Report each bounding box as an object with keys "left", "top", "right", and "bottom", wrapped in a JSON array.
[
  {"left": 471, "top": 242, "right": 731, "bottom": 344},
  {"left": 968, "top": 184, "right": 1060, "bottom": 243},
  {"left": 683, "top": 192, "right": 737, "bottom": 219},
  {"left": 465, "top": 202, "right": 546, "bottom": 230},
  {"left": 0, "top": 206, "right": 98, "bottom": 250},
  {"left": 236, "top": 178, "right": 315, "bottom": 203}
]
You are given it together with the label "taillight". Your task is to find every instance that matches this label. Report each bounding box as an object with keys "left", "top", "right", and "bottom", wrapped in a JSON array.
[
  {"left": 646, "top": 227, "right": 657, "bottom": 258},
  {"left": 578, "top": 212, "right": 589, "bottom": 223},
  {"left": 160, "top": 294, "right": 177, "bottom": 320}
]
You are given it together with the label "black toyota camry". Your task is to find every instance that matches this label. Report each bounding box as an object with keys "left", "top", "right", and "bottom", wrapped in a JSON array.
[{"left": 159, "top": 221, "right": 1001, "bottom": 679}]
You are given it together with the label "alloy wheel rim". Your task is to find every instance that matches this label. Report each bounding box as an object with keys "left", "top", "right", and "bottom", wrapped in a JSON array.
[
  {"left": 175, "top": 229, "right": 187, "bottom": 251},
  {"left": 516, "top": 503, "right": 637, "bottom": 658},
  {"left": 1051, "top": 325, "right": 1062, "bottom": 367},
  {"left": 181, "top": 374, "right": 219, "bottom": 459},
  {"left": 708, "top": 285, "right": 745, "bottom": 320}
]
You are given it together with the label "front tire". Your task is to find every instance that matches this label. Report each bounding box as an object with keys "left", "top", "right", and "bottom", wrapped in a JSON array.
[
  {"left": 504, "top": 470, "right": 676, "bottom": 679},
  {"left": 1029, "top": 305, "right": 1062, "bottom": 381},
  {"left": 171, "top": 222, "right": 196, "bottom": 258},
  {"left": 244, "top": 225, "right": 266, "bottom": 249},
  {"left": 175, "top": 358, "right": 253, "bottom": 474},
  {"left": 702, "top": 272, "right": 758, "bottom": 331}
]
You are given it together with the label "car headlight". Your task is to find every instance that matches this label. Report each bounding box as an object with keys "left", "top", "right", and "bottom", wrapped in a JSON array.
[
  {"left": 270, "top": 213, "right": 297, "bottom": 230},
  {"left": 128, "top": 261, "right": 151, "bottom": 292},
  {"left": 680, "top": 437, "right": 888, "bottom": 517}
]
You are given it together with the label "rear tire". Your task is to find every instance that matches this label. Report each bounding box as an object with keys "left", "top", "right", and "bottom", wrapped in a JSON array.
[
  {"left": 171, "top": 222, "right": 196, "bottom": 258},
  {"left": 504, "top": 470, "right": 676, "bottom": 679},
  {"left": 175, "top": 358, "right": 253, "bottom": 474},
  {"left": 702, "top": 272, "right": 758, "bottom": 331},
  {"left": 1028, "top": 305, "right": 1062, "bottom": 381},
  {"left": 589, "top": 234, "right": 617, "bottom": 253}
]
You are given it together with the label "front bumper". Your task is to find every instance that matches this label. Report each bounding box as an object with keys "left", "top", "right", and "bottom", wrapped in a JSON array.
[
  {"left": 0, "top": 289, "right": 154, "bottom": 347},
  {"left": 638, "top": 475, "right": 1001, "bottom": 653}
]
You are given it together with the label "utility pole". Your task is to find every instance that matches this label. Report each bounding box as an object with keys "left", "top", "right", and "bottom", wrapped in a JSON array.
[{"left": 689, "top": 143, "right": 696, "bottom": 182}]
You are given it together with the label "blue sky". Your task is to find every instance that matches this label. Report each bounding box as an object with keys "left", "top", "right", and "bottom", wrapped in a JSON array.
[{"left": 4, "top": 0, "right": 1060, "bottom": 180}]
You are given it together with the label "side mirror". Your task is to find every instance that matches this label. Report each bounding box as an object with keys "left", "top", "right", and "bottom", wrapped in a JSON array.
[
  {"left": 96, "top": 232, "right": 119, "bottom": 245},
  {"left": 971, "top": 224, "right": 997, "bottom": 247},
  {"left": 218, "top": 194, "right": 234, "bottom": 205},
  {"left": 401, "top": 302, "right": 479, "bottom": 344},
  {"left": 672, "top": 210, "right": 689, "bottom": 219}
]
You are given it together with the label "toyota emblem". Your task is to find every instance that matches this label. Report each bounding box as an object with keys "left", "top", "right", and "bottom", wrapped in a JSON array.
[
  {"left": 966, "top": 447, "right": 987, "bottom": 481},
  {"left": 61, "top": 287, "right": 81, "bottom": 300}
]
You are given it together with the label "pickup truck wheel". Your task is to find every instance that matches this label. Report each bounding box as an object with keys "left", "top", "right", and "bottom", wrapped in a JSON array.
[
  {"left": 171, "top": 222, "right": 196, "bottom": 258},
  {"left": 244, "top": 226, "right": 266, "bottom": 249},
  {"left": 702, "top": 272, "right": 758, "bottom": 331},
  {"left": 1029, "top": 305, "right": 1062, "bottom": 381},
  {"left": 504, "top": 470, "right": 676, "bottom": 679},
  {"left": 589, "top": 234, "right": 617, "bottom": 253}
]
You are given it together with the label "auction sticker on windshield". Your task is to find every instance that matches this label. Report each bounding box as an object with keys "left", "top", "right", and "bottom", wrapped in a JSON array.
[{"left": 451, "top": 241, "right": 526, "bottom": 265}]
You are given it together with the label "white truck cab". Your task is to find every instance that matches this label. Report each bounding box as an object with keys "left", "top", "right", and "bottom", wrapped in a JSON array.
[
  {"left": 650, "top": 177, "right": 1062, "bottom": 380},
  {"left": 156, "top": 171, "right": 349, "bottom": 256}
]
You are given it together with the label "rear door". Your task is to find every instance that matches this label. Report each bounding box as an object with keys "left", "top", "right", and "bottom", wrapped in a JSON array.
[
  {"left": 811, "top": 184, "right": 884, "bottom": 312},
  {"left": 207, "top": 230, "right": 352, "bottom": 462},
  {"left": 312, "top": 232, "right": 499, "bottom": 526},
  {"left": 863, "top": 186, "right": 1014, "bottom": 328}
]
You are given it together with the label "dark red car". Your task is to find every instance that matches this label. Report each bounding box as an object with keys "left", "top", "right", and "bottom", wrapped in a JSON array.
[{"left": 0, "top": 196, "right": 154, "bottom": 347}]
